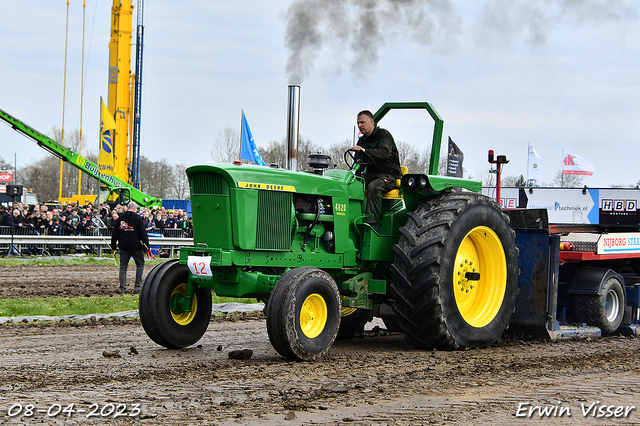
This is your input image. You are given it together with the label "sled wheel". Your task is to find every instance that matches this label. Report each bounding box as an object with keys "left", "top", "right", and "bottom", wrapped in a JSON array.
[
  {"left": 336, "top": 304, "right": 373, "bottom": 339},
  {"left": 266, "top": 267, "right": 341, "bottom": 361},
  {"left": 390, "top": 192, "right": 519, "bottom": 350},
  {"left": 139, "top": 260, "right": 212, "bottom": 348},
  {"left": 574, "top": 276, "right": 625, "bottom": 334}
]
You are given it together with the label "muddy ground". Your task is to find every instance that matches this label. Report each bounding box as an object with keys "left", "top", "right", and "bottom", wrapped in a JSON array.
[
  {"left": 0, "top": 262, "right": 154, "bottom": 298},
  {"left": 1, "top": 262, "right": 640, "bottom": 425}
]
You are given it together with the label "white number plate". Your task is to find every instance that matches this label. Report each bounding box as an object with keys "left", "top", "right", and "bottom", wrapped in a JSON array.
[{"left": 187, "top": 256, "right": 213, "bottom": 276}]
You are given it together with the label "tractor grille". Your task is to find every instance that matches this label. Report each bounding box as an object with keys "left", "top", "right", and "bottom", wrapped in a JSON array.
[
  {"left": 189, "top": 172, "right": 230, "bottom": 195},
  {"left": 256, "top": 190, "right": 292, "bottom": 251}
]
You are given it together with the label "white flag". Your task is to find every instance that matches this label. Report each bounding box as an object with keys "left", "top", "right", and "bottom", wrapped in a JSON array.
[
  {"left": 562, "top": 149, "right": 594, "bottom": 176},
  {"left": 527, "top": 144, "right": 543, "bottom": 186}
]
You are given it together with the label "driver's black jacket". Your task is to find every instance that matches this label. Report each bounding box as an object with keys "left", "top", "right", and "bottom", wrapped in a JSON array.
[{"left": 356, "top": 126, "right": 402, "bottom": 178}]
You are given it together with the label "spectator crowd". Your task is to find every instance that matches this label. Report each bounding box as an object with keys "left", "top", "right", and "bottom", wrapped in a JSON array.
[{"left": 0, "top": 201, "right": 193, "bottom": 238}]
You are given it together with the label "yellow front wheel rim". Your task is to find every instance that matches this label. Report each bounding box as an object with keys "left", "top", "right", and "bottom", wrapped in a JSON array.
[
  {"left": 171, "top": 283, "right": 198, "bottom": 326},
  {"left": 453, "top": 226, "right": 507, "bottom": 328},
  {"left": 300, "top": 293, "right": 328, "bottom": 338}
]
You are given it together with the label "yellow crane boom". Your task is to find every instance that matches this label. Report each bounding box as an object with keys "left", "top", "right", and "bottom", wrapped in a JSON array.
[{"left": 107, "top": 0, "right": 135, "bottom": 186}]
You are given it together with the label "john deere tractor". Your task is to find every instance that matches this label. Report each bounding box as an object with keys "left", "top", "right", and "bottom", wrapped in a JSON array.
[{"left": 139, "top": 102, "right": 519, "bottom": 361}]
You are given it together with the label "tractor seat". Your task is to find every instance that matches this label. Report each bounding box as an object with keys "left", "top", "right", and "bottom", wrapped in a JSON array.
[{"left": 382, "top": 166, "right": 408, "bottom": 199}]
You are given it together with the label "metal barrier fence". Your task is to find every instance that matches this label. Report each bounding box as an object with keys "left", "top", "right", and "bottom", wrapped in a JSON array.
[
  {"left": 0, "top": 226, "right": 193, "bottom": 257},
  {"left": 0, "top": 226, "right": 193, "bottom": 238}
]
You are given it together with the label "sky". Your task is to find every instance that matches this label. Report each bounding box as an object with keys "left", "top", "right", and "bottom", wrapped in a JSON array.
[{"left": 0, "top": 0, "right": 639, "bottom": 188}]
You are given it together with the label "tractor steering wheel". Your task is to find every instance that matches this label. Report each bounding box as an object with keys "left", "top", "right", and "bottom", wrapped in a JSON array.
[{"left": 344, "top": 148, "right": 377, "bottom": 172}]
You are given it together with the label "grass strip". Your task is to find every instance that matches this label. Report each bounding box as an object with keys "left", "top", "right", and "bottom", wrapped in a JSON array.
[{"left": 0, "top": 294, "right": 257, "bottom": 318}]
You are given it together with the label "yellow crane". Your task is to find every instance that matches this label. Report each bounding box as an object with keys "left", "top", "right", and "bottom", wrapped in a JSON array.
[
  {"left": 106, "top": 0, "right": 135, "bottom": 187},
  {"left": 60, "top": 0, "right": 142, "bottom": 206}
]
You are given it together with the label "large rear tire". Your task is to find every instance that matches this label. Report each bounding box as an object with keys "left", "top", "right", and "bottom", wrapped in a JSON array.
[
  {"left": 139, "top": 260, "right": 212, "bottom": 349},
  {"left": 574, "top": 276, "right": 625, "bottom": 334},
  {"left": 390, "top": 193, "right": 519, "bottom": 350},
  {"left": 266, "top": 267, "right": 341, "bottom": 361}
]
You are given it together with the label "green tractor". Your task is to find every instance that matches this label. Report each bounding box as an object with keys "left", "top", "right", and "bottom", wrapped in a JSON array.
[{"left": 139, "top": 102, "right": 519, "bottom": 361}]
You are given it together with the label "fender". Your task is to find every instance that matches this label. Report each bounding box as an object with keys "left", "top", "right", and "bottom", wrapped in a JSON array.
[{"left": 566, "top": 267, "right": 625, "bottom": 296}]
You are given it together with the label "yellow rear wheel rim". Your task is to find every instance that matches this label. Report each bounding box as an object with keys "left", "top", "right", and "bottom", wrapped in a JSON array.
[
  {"left": 171, "top": 283, "right": 198, "bottom": 326},
  {"left": 453, "top": 226, "right": 507, "bottom": 328},
  {"left": 300, "top": 293, "right": 328, "bottom": 338}
]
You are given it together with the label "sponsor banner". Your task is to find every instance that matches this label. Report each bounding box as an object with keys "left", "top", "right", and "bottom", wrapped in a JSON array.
[
  {"left": 597, "top": 233, "right": 640, "bottom": 255},
  {"left": 499, "top": 197, "right": 518, "bottom": 209},
  {"left": 484, "top": 187, "right": 640, "bottom": 226},
  {"left": 0, "top": 171, "right": 13, "bottom": 182}
]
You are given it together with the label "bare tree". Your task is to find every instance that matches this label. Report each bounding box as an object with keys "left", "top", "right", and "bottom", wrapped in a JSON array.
[
  {"left": 259, "top": 139, "right": 287, "bottom": 168},
  {"left": 171, "top": 163, "right": 190, "bottom": 199},
  {"left": 396, "top": 140, "right": 430, "bottom": 174},
  {"left": 297, "top": 136, "right": 322, "bottom": 171},
  {"left": 51, "top": 127, "right": 100, "bottom": 198},
  {"left": 15, "top": 127, "right": 100, "bottom": 202},
  {"left": 0, "top": 156, "right": 12, "bottom": 170},
  {"left": 326, "top": 139, "right": 354, "bottom": 170},
  {"left": 501, "top": 174, "right": 526, "bottom": 187},
  {"left": 210, "top": 126, "right": 240, "bottom": 163},
  {"left": 17, "top": 156, "right": 60, "bottom": 202},
  {"left": 139, "top": 156, "right": 173, "bottom": 199},
  {"left": 552, "top": 169, "right": 585, "bottom": 187},
  {"left": 258, "top": 136, "right": 322, "bottom": 170}
]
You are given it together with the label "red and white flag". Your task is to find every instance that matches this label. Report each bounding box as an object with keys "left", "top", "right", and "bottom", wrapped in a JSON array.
[{"left": 562, "top": 149, "right": 594, "bottom": 176}]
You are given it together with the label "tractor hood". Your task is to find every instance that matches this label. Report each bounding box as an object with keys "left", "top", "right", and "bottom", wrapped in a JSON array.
[
  {"left": 185, "top": 163, "right": 364, "bottom": 253},
  {"left": 186, "top": 163, "right": 362, "bottom": 199}
]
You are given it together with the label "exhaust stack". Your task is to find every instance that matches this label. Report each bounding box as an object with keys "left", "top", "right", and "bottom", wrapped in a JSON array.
[{"left": 286, "top": 85, "right": 300, "bottom": 171}]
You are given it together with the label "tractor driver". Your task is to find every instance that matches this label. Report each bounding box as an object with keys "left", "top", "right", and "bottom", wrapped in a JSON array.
[{"left": 351, "top": 110, "right": 402, "bottom": 231}]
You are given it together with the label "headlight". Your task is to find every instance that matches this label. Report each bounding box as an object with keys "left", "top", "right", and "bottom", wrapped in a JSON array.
[
  {"left": 418, "top": 176, "right": 428, "bottom": 188},
  {"left": 407, "top": 177, "right": 416, "bottom": 187}
]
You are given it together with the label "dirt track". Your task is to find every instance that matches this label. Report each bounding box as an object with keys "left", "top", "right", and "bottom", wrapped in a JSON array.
[
  {"left": 0, "top": 262, "right": 153, "bottom": 298},
  {"left": 1, "top": 262, "right": 640, "bottom": 425}
]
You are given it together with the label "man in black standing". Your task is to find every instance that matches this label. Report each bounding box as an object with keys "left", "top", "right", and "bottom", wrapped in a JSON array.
[
  {"left": 111, "top": 201, "right": 150, "bottom": 294},
  {"left": 351, "top": 110, "right": 402, "bottom": 231}
]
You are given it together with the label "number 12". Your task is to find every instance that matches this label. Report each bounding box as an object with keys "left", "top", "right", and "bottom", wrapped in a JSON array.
[{"left": 192, "top": 262, "right": 207, "bottom": 275}]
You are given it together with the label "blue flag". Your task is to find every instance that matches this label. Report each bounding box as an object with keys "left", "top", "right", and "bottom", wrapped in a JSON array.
[{"left": 240, "top": 112, "right": 267, "bottom": 166}]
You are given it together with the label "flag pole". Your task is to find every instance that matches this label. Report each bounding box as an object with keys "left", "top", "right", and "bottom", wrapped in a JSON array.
[
  {"left": 526, "top": 144, "right": 530, "bottom": 187},
  {"left": 561, "top": 150, "right": 564, "bottom": 187},
  {"left": 560, "top": 149, "right": 564, "bottom": 188},
  {"left": 98, "top": 98, "right": 102, "bottom": 205},
  {"left": 526, "top": 144, "right": 529, "bottom": 186}
]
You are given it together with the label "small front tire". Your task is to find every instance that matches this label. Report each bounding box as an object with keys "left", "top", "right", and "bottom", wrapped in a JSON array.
[
  {"left": 139, "top": 260, "right": 212, "bottom": 348},
  {"left": 266, "top": 267, "right": 341, "bottom": 361}
]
